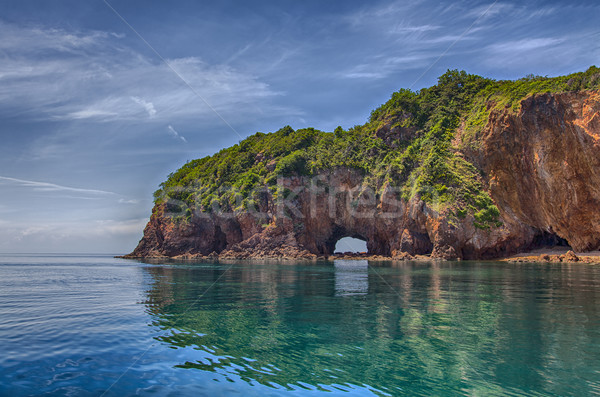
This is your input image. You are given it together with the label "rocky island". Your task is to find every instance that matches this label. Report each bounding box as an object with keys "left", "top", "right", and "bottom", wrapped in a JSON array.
[{"left": 125, "top": 67, "right": 600, "bottom": 261}]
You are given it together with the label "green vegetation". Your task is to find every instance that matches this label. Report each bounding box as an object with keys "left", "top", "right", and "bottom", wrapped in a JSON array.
[{"left": 155, "top": 66, "right": 600, "bottom": 227}]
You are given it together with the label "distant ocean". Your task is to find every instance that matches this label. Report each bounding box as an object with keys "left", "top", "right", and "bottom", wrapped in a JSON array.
[{"left": 1, "top": 254, "right": 600, "bottom": 396}]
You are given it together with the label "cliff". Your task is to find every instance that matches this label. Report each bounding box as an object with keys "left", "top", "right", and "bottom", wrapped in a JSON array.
[{"left": 126, "top": 67, "right": 600, "bottom": 260}]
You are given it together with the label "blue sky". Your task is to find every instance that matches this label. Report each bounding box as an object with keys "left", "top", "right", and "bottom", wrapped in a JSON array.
[{"left": 0, "top": 0, "right": 598, "bottom": 254}]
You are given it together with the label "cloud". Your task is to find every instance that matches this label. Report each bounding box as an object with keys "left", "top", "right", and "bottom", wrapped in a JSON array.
[
  {"left": 481, "top": 37, "right": 575, "bottom": 70},
  {"left": 343, "top": 2, "right": 415, "bottom": 28},
  {"left": 131, "top": 96, "right": 157, "bottom": 118},
  {"left": 0, "top": 23, "right": 117, "bottom": 54},
  {"left": 118, "top": 198, "right": 140, "bottom": 204},
  {"left": 462, "top": 2, "right": 515, "bottom": 21},
  {"left": 486, "top": 38, "right": 565, "bottom": 55},
  {"left": 343, "top": 54, "right": 433, "bottom": 79},
  {"left": 463, "top": 2, "right": 558, "bottom": 22},
  {"left": 389, "top": 23, "right": 439, "bottom": 35},
  {"left": 334, "top": 2, "right": 487, "bottom": 81},
  {"left": 167, "top": 125, "right": 187, "bottom": 143},
  {"left": 0, "top": 22, "right": 282, "bottom": 124},
  {"left": 333, "top": 1, "right": 598, "bottom": 82},
  {"left": 92, "top": 218, "right": 148, "bottom": 235},
  {"left": 0, "top": 218, "right": 148, "bottom": 253},
  {"left": 0, "top": 176, "right": 143, "bottom": 208},
  {"left": 64, "top": 108, "right": 119, "bottom": 120},
  {"left": 0, "top": 175, "right": 116, "bottom": 195}
]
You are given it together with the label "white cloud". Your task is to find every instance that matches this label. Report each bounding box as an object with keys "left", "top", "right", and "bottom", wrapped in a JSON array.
[
  {"left": 92, "top": 218, "right": 148, "bottom": 235},
  {"left": 335, "top": 2, "right": 486, "bottom": 81},
  {"left": 118, "top": 198, "right": 140, "bottom": 204},
  {"left": 131, "top": 96, "right": 157, "bottom": 118},
  {"left": 65, "top": 108, "right": 119, "bottom": 120},
  {"left": 464, "top": 2, "right": 557, "bottom": 22},
  {"left": 343, "top": 54, "right": 432, "bottom": 79},
  {"left": 0, "top": 218, "right": 148, "bottom": 253},
  {"left": 482, "top": 37, "right": 572, "bottom": 69},
  {"left": 0, "top": 175, "right": 115, "bottom": 195},
  {"left": 0, "top": 23, "right": 116, "bottom": 54},
  {"left": 486, "top": 38, "right": 564, "bottom": 55},
  {"left": 463, "top": 2, "right": 514, "bottom": 21},
  {"left": 343, "top": 2, "right": 415, "bottom": 28},
  {"left": 0, "top": 22, "right": 282, "bottom": 124},
  {"left": 167, "top": 125, "right": 187, "bottom": 143},
  {"left": 0, "top": 176, "right": 144, "bottom": 209},
  {"left": 389, "top": 23, "right": 439, "bottom": 35}
]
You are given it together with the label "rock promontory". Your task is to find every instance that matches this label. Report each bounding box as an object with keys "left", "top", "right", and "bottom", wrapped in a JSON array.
[{"left": 125, "top": 67, "right": 600, "bottom": 261}]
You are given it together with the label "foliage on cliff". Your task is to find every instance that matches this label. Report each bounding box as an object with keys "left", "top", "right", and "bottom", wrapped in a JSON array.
[{"left": 155, "top": 66, "right": 600, "bottom": 228}]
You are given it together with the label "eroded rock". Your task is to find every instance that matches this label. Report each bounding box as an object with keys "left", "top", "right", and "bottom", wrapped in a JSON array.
[{"left": 126, "top": 91, "right": 600, "bottom": 261}]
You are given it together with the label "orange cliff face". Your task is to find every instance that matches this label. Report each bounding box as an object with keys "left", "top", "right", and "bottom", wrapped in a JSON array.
[
  {"left": 473, "top": 91, "right": 600, "bottom": 252},
  {"left": 125, "top": 90, "right": 600, "bottom": 261}
]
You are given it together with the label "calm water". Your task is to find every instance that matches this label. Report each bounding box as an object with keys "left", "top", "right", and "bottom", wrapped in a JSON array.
[{"left": 1, "top": 255, "right": 600, "bottom": 396}]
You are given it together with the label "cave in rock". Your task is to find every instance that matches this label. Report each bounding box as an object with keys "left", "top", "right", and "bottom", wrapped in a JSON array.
[
  {"left": 530, "top": 231, "right": 570, "bottom": 250},
  {"left": 213, "top": 225, "right": 228, "bottom": 253}
]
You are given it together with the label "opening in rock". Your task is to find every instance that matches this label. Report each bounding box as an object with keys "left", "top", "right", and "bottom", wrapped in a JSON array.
[
  {"left": 213, "top": 226, "right": 228, "bottom": 253},
  {"left": 334, "top": 237, "right": 368, "bottom": 254},
  {"left": 530, "top": 231, "right": 570, "bottom": 249}
]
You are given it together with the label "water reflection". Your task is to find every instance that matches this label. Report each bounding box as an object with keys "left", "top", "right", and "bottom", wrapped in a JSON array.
[
  {"left": 334, "top": 260, "right": 368, "bottom": 296},
  {"left": 141, "top": 261, "right": 600, "bottom": 396}
]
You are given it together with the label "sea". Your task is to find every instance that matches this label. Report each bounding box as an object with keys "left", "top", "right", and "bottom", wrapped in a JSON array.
[{"left": 1, "top": 254, "right": 600, "bottom": 396}]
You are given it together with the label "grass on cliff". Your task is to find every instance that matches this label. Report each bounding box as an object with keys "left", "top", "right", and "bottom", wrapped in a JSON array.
[
  {"left": 461, "top": 66, "right": 600, "bottom": 149},
  {"left": 155, "top": 66, "right": 600, "bottom": 228}
]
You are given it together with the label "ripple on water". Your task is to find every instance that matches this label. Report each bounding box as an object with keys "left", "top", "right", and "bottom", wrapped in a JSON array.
[{"left": 2, "top": 259, "right": 600, "bottom": 396}]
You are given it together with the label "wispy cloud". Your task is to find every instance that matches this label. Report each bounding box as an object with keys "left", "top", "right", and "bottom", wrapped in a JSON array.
[
  {"left": 0, "top": 175, "right": 115, "bottom": 195},
  {"left": 0, "top": 218, "right": 148, "bottom": 253},
  {"left": 389, "top": 23, "right": 439, "bottom": 35},
  {"left": 334, "top": 2, "right": 487, "bottom": 81},
  {"left": 92, "top": 218, "right": 148, "bottom": 235},
  {"left": 486, "top": 37, "right": 564, "bottom": 54},
  {"left": 481, "top": 37, "right": 576, "bottom": 69},
  {"left": 333, "top": 0, "right": 595, "bottom": 83},
  {"left": 0, "top": 22, "right": 121, "bottom": 54},
  {"left": 64, "top": 108, "right": 119, "bottom": 120},
  {"left": 343, "top": 54, "right": 433, "bottom": 79},
  {"left": 343, "top": 2, "right": 415, "bottom": 28},
  {"left": 118, "top": 198, "right": 140, "bottom": 204},
  {"left": 0, "top": 22, "right": 282, "bottom": 123},
  {"left": 464, "top": 2, "right": 557, "bottom": 22},
  {"left": 14, "top": 218, "right": 148, "bottom": 239},
  {"left": 130, "top": 96, "right": 157, "bottom": 118},
  {"left": 463, "top": 2, "right": 514, "bottom": 20},
  {"left": 167, "top": 125, "right": 187, "bottom": 143}
]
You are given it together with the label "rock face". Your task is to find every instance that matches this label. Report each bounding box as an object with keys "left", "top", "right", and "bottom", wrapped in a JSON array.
[
  {"left": 473, "top": 91, "right": 600, "bottom": 252},
  {"left": 127, "top": 90, "right": 600, "bottom": 260}
]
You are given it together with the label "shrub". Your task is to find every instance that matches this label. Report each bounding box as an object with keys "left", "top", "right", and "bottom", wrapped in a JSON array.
[{"left": 152, "top": 67, "right": 600, "bottom": 228}]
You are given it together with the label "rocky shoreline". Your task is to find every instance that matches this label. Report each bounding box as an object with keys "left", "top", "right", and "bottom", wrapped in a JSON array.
[
  {"left": 499, "top": 248, "right": 600, "bottom": 264},
  {"left": 118, "top": 248, "right": 600, "bottom": 264}
]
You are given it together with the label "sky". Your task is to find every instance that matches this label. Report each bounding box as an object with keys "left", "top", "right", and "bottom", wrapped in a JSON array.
[{"left": 0, "top": 0, "right": 598, "bottom": 254}]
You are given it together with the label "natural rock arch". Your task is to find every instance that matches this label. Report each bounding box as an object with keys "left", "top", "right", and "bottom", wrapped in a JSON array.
[
  {"left": 325, "top": 228, "right": 369, "bottom": 256},
  {"left": 131, "top": 168, "right": 445, "bottom": 259}
]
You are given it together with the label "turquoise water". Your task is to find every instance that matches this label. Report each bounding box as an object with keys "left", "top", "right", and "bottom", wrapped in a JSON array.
[{"left": 1, "top": 255, "right": 600, "bottom": 396}]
